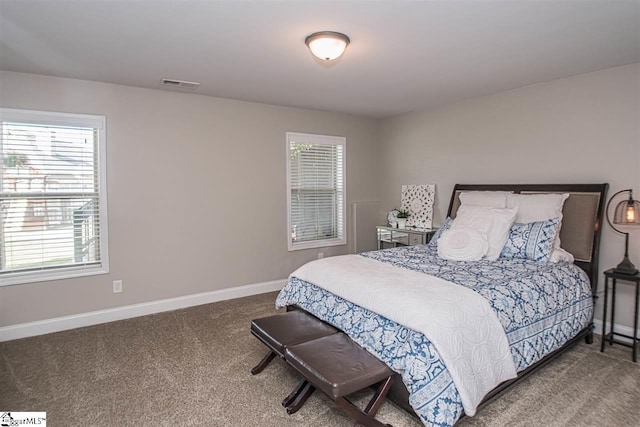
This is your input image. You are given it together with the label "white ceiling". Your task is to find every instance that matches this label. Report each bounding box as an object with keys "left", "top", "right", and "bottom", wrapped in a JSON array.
[{"left": 1, "top": 0, "right": 639, "bottom": 119}]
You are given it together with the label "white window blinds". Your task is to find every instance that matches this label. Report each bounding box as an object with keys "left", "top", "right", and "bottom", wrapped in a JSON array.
[
  {"left": 287, "top": 132, "right": 345, "bottom": 251},
  {"left": 0, "top": 108, "right": 109, "bottom": 285}
]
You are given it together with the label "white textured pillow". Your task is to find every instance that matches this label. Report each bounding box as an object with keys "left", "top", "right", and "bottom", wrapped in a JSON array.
[
  {"left": 452, "top": 205, "right": 518, "bottom": 260},
  {"left": 506, "top": 193, "right": 570, "bottom": 250},
  {"left": 459, "top": 191, "right": 512, "bottom": 208},
  {"left": 437, "top": 228, "right": 489, "bottom": 261}
]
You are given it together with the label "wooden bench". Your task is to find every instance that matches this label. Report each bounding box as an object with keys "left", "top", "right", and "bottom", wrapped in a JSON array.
[{"left": 284, "top": 333, "right": 394, "bottom": 427}]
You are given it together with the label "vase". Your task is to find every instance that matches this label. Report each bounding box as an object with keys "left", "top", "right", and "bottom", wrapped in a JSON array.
[{"left": 397, "top": 218, "right": 407, "bottom": 229}]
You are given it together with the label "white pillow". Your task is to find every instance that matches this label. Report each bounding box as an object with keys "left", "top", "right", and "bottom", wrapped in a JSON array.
[
  {"left": 437, "top": 227, "right": 489, "bottom": 261},
  {"left": 451, "top": 205, "right": 518, "bottom": 260},
  {"left": 506, "top": 193, "right": 570, "bottom": 250},
  {"left": 550, "top": 247, "right": 575, "bottom": 263},
  {"left": 506, "top": 193, "right": 569, "bottom": 223},
  {"left": 459, "top": 191, "right": 512, "bottom": 208}
]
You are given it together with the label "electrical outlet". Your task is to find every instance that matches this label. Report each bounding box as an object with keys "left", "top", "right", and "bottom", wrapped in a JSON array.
[
  {"left": 318, "top": 252, "right": 324, "bottom": 259},
  {"left": 112, "top": 280, "right": 123, "bottom": 293}
]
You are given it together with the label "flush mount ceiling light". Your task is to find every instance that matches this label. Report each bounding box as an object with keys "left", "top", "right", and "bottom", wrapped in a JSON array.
[{"left": 305, "top": 31, "right": 350, "bottom": 61}]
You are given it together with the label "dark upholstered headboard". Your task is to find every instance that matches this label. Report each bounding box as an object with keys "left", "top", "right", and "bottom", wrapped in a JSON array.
[{"left": 447, "top": 184, "right": 609, "bottom": 291}]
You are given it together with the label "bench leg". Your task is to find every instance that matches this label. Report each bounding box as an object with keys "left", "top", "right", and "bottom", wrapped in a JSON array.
[
  {"left": 251, "top": 351, "right": 276, "bottom": 375},
  {"left": 282, "top": 378, "right": 308, "bottom": 407},
  {"left": 285, "top": 380, "right": 316, "bottom": 415},
  {"left": 335, "top": 376, "right": 394, "bottom": 427},
  {"left": 362, "top": 376, "right": 393, "bottom": 419}
]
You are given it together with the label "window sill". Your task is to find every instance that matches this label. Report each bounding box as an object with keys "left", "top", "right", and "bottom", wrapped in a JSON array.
[
  {"left": 0, "top": 264, "right": 110, "bottom": 287},
  {"left": 288, "top": 238, "right": 346, "bottom": 252}
]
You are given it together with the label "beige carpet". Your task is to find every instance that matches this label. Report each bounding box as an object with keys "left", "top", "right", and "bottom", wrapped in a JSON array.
[{"left": 1, "top": 291, "right": 639, "bottom": 427}]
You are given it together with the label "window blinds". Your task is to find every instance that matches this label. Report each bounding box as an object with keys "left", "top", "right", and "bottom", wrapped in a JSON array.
[
  {"left": 288, "top": 134, "right": 345, "bottom": 249},
  {"left": 0, "top": 109, "right": 107, "bottom": 282}
]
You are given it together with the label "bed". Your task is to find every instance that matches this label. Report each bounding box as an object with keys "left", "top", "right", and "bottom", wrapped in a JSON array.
[{"left": 276, "top": 183, "right": 608, "bottom": 426}]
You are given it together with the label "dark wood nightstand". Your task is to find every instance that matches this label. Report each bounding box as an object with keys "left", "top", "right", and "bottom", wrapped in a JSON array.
[{"left": 601, "top": 269, "right": 640, "bottom": 362}]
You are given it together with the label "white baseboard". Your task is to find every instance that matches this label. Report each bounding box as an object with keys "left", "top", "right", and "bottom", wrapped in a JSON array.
[
  {"left": 593, "top": 319, "right": 638, "bottom": 343},
  {"left": 0, "top": 279, "right": 286, "bottom": 342}
]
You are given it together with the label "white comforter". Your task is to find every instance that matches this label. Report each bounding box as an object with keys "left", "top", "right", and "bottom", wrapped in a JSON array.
[{"left": 290, "top": 254, "right": 517, "bottom": 415}]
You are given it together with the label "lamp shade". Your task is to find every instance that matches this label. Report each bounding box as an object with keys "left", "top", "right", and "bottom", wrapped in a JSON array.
[
  {"left": 613, "top": 196, "right": 640, "bottom": 225},
  {"left": 305, "top": 31, "right": 350, "bottom": 61}
]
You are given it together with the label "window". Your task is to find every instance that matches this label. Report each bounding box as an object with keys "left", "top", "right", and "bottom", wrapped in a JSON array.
[
  {"left": 287, "top": 132, "right": 345, "bottom": 251},
  {"left": 0, "top": 108, "right": 108, "bottom": 285}
]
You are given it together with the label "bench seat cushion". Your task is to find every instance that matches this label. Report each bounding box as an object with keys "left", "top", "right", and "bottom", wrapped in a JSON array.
[
  {"left": 285, "top": 333, "right": 393, "bottom": 400},
  {"left": 251, "top": 310, "right": 337, "bottom": 357}
]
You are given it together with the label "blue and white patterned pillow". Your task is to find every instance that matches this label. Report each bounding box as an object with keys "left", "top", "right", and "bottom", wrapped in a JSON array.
[
  {"left": 500, "top": 217, "right": 561, "bottom": 262},
  {"left": 428, "top": 217, "right": 454, "bottom": 247}
]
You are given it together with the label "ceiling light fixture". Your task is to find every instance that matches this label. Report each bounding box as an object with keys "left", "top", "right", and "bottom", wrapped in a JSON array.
[{"left": 305, "top": 31, "right": 350, "bottom": 61}]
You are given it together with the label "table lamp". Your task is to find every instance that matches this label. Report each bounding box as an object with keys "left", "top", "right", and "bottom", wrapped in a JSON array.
[{"left": 606, "top": 189, "right": 640, "bottom": 274}]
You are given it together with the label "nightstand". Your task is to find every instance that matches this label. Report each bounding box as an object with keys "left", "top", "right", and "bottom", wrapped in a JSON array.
[
  {"left": 601, "top": 269, "right": 640, "bottom": 362},
  {"left": 376, "top": 225, "right": 437, "bottom": 250}
]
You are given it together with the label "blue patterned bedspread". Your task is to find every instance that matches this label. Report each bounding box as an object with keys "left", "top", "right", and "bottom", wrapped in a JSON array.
[{"left": 276, "top": 244, "right": 593, "bottom": 427}]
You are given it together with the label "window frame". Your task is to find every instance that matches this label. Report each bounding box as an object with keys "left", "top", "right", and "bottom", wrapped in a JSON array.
[
  {"left": 0, "top": 108, "right": 109, "bottom": 286},
  {"left": 286, "top": 131, "right": 346, "bottom": 251}
]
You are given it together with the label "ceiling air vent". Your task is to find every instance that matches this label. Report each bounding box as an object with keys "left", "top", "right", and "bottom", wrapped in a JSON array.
[{"left": 160, "top": 78, "right": 200, "bottom": 90}]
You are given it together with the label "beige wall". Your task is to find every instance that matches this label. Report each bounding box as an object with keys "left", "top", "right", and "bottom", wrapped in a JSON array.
[
  {"left": 378, "top": 63, "right": 640, "bottom": 328},
  {"left": 0, "top": 71, "right": 380, "bottom": 326},
  {"left": 2, "top": 64, "right": 638, "bottom": 330}
]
